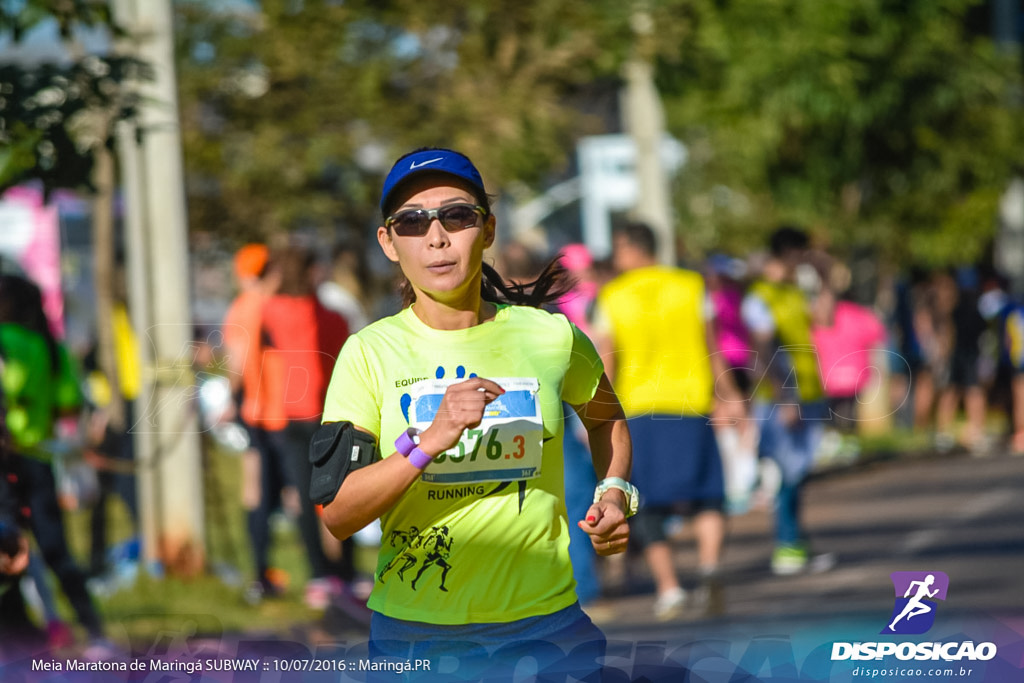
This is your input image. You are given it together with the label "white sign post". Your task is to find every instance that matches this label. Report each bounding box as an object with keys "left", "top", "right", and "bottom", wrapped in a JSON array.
[{"left": 577, "top": 134, "right": 686, "bottom": 260}]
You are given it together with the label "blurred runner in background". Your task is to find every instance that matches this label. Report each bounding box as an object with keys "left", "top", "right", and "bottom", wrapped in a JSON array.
[
  {"left": 553, "top": 243, "right": 603, "bottom": 609},
  {"left": 594, "top": 222, "right": 739, "bottom": 619},
  {"left": 935, "top": 268, "right": 990, "bottom": 454},
  {"left": 82, "top": 267, "right": 141, "bottom": 580},
  {"left": 912, "top": 270, "right": 957, "bottom": 447},
  {"left": 222, "top": 244, "right": 292, "bottom": 602},
  {"left": 0, "top": 349, "right": 44, "bottom": 654},
  {"left": 706, "top": 254, "right": 759, "bottom": 515},
  {"left": 261, "top": 245, "right": 355, "bottom": 612},
  {"left": 318, "top": 236, "right": 373, "bottom": 333},
  {"left": 811, "top": 268, "right": 888, "bottom": 464},
  {"left": 741, "top": 226, "right": 835, "bottom": 576},
  {"left": 0, "top": 274, "right": 105, "bottom": 644}
]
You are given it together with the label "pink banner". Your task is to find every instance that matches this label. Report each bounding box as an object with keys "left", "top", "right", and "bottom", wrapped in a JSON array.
[{"left": 0, "top": 185, "right": 65, "bottom": 338}]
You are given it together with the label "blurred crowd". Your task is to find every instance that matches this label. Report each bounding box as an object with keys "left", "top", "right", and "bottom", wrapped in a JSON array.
[
  {"left": 4, "top": 219, "right": 1024, "bottom": 648},
  {"left": 537, "top": 224, "right": 1024, "bottom": 619},
  {"left": 198, "top": 225, "right": 1024, "bottom": 623}
]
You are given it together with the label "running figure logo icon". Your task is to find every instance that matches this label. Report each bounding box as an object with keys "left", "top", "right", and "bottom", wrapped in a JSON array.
[{"left": 882, "top": 571, "right": 949, "bottom": 635}]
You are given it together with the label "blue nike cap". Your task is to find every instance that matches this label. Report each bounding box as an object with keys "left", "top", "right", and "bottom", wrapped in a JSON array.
[{"left": 380, "top": 149, "right": 486, "bottom": 215}]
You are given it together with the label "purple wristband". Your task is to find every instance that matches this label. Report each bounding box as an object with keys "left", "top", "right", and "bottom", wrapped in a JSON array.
[
  {"left": 395, "top": 428, "right": 418, "bottom": 456},
  {"left": 407, "top": 447, "right": 434, "bottom": 470},
  {"left": 395, "top": 428, "right": 435, "bottom": 470}
]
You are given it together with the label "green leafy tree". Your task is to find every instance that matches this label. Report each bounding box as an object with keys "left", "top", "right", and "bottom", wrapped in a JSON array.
[
  {"left": 1, "top": 1, "right": 147, "bottom": 194},
  {"left": 0, "top": 56, "right": 147, "bottom": 192},
  {"left": 175, "top": 0, "right": 1021, "bottom": 265},
  {"left": 659, "top": 0, "right": 1023, "bottom": 266},
  {"left": 174, "top": 0, "right": 635, "bottom": 240}
]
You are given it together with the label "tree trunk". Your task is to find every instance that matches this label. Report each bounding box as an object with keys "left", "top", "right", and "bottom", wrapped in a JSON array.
[{"left": 91, "top": 132, "right": 126, "bottom": 432}]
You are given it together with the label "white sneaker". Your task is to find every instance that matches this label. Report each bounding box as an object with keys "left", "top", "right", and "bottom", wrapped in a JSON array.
[
  {"left": 807, "top": 552, "right": 838, "bottom": 574},
  {"left": 653, "top": 587, "right": 686, "bottom": 621}
]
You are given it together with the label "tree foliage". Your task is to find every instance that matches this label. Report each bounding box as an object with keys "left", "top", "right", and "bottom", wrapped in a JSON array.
[
  {"left": 0, "top": 0, "right": 147, "bottom": 196},
  {"left": 175, "top": 1, "right": 1021, "bottom": 265},
  {"left": 660, "top": 0, "right": 1023, "bottom": 265},
  {"left": 174, "top": 0, "right": 634, "bottom": 239}
]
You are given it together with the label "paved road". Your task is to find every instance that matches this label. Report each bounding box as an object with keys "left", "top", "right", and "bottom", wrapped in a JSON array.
[{"left": 593, "top": 448, "right": 1024, "bottom": 637}]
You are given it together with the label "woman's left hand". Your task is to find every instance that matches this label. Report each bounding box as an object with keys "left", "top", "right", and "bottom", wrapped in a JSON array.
[{"left": 577, "top": 499, "right": 630, "bottom": 556}]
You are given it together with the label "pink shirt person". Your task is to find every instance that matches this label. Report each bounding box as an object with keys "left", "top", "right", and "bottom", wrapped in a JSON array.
[
  {"left": 711, "top": 286, "right": 753, "bottom": 370},
  {"left": 556, "top": 244, "right": 598, "bottom": 337},
  {"left": 812, "top": 298, "right": 887, "bottom": 399}
]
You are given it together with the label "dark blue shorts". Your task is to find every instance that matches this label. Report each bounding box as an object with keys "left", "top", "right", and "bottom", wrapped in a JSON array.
[
  {"left": 368, "top": 602, "right": 605, "bottom": 682},
  {"left": 627, "top": 414, "right": 725, "bottom": 507}
]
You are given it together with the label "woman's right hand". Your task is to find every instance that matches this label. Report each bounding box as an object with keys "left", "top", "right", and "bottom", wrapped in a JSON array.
[{"left": 417, "top": 378, "right": 505, "bottom": 456}]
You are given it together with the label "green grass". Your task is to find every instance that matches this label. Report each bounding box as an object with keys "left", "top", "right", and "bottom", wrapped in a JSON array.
[
  {"left": 858, "top": 428, "right": 932, "bottom": 455},
  {"left": 101, "top": 573, "right": 316, "bottom": 639},
  {"left": 54, "top": 442, "right": 376, "bottom": 646},
  {"left": 858, "top": 410, "right": 1010, "bottom": 458}
]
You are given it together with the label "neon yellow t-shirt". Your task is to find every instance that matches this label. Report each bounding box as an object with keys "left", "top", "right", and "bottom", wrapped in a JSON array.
[
  {"left": 321, "top": 304, "right": 604, "bottom": 624},
  {"left": 748, "top": 280, "right": 824, "bottom": 403},
  {"left": 595, "top": 266, "right": 713, "bottom": 417}
]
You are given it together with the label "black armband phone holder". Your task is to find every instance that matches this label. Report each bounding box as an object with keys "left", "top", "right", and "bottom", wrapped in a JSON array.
[{"left": 308, "top": 421, "right": 378, "bottom": 506}]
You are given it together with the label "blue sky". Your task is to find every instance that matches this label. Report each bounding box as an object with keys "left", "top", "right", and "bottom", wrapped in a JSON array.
[{"left": 0, "top": 18, "right": 110, "bottom": 66}]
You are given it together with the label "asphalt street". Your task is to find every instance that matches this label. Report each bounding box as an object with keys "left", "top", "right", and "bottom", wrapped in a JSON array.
[{"left": 594, "top": 448, "right": 1024, "bottom": 638}]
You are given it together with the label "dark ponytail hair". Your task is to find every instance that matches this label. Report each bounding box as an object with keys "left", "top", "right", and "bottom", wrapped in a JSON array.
[
  {"left": 397, "top": 258, "right": 574, "bottom": 309},
  {"left": 481, "top": 259, "right": 573, "bottom": 308}
]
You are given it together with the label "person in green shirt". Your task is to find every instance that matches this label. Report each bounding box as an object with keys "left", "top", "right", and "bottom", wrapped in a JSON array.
[
  {"left": 317, "top": 148, "right": 635, "bottom": 680},
  {"left": 0, "top": 274, "right": 104, "bottom": 642}
]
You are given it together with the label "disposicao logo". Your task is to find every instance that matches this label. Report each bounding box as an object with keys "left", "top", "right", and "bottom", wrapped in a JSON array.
[
  {"left": 831, "top": 571, "right": 998, "bottom": 663},
  {"left": 883, "top": 571, "right": 949, "bottom": 635}
]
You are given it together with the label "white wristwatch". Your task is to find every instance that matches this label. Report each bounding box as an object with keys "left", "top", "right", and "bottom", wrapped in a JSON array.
[{"left": 593, "top": 477, "right": 639, "bottom": 518}]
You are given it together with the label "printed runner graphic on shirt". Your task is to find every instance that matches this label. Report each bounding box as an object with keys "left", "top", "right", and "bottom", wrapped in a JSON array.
[
  {"left": 409, "top": 377, "right": 543, "bottom": 484},
  {"left": 378, "top": 525, "right": 453, "bottom": 592}
]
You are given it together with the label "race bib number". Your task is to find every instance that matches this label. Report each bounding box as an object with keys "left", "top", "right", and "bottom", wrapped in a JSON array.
[{"left": 409, "top": 377, "right": 543, "bottom": 484}]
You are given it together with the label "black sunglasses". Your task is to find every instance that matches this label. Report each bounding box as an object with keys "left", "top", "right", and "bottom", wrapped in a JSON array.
[{"left": 385, "top": 203, "right": 487, "bottom": 237}]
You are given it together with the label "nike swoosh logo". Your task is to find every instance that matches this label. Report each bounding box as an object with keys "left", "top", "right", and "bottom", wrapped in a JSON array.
[{"left": 409, "top": 157, "right": 443, "bottom": 170}]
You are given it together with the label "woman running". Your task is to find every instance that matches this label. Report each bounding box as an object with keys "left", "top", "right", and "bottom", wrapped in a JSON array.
[{"left": 317, "top": 148, "right": 635, "bottom": 680}]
